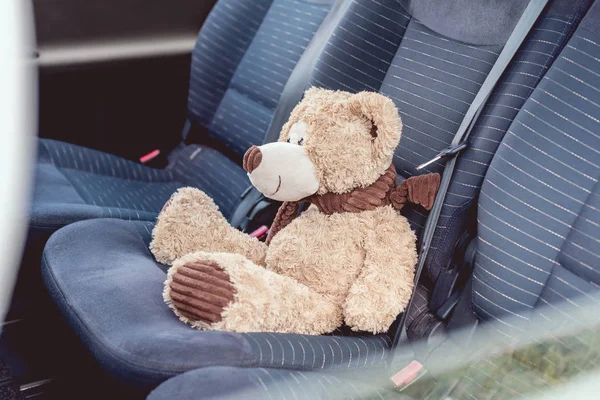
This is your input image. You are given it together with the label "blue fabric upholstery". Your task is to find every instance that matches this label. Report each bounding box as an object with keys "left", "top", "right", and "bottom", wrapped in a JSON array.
[
  {"left": 472, "top": 4, "right": 600, "bottom": 337},
  {"left": 147, "top": 366, "right": 394, "bottom": 400},
  {"left": 309, "top": 0, "right": 591, "bottom": 281},
  {"left": 31, "top": 0, "right": 333, "bottom": 233},
  {"left": 41, "top": 219, "right": 391, "bottom": 388}
]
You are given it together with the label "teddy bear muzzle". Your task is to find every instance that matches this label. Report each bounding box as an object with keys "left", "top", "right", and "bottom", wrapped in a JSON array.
[{"left": 245, "top": 142, "right": 320, "bottom": 202}]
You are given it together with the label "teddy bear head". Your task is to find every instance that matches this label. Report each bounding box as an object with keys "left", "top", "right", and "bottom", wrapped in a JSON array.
[{"left": 243, "top": 88, "right": 402, "bottom": 202}]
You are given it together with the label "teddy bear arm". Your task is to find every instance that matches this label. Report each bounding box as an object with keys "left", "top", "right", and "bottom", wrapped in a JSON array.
[
  {"left": 150, "top": 187, "right": 267, "bottom": 266},
  {"left": 164, "top": 251, "right": 343, "bottom": 334},
  {"left": 343, "top": 217, "right": 418, "bottom": 333}
]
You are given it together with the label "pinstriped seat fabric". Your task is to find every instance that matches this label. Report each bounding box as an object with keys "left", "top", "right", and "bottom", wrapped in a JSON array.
[
  {"left": 472, "top": 1, "right": 600, "bottom": 336},
  {"left": 32, "top": 0, "right": 333, "bottom": 232},
  {"left": 41, "top": 0, "right": 597, "bottom": 391},
  {"left": 308, "top": 0, "right": 592, "bottom": 324},
  {"left": 391, "top": 8, "right": 600, "bottom": 398}
]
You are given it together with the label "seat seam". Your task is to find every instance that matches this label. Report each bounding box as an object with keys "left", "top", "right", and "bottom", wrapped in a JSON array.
[
  {"left": 56, "top": 166, "right": 185, "bottom": 215},
  {"left": 56, "top": 165, "right": 177, "bottom": 184},
  {"left": 29, "top": 209, "right": 157, "bottom": 229},
  {"left": 41, "top": 138, "right": 173, "bottom": 182},
  {"left": 132, "top": 222, "right": 163, "bottom": 266},
  {"left": 55, "top": 167, "right": 96, "bottom": 205}
]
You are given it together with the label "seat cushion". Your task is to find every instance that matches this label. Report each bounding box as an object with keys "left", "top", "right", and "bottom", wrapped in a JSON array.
[
  {"left": 31, "top": 139, "right": 250, "bottom": 232},
  {"left": 42, "top": 219, "right": 392, "bottom": 388},
  {"left": 147, "top": 366, "right": 396, "bottom": 400}
]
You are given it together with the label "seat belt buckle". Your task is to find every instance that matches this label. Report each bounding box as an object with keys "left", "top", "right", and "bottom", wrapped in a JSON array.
[
  {"left": 140, "top": 149, "right": 161, "bottom": 164},
  {"left": 249, "top": 225, "right": 269, "bottom": 240},
  {"left": 416, "top": 141, "right": 468, "bottom": 171},
  {"left": 390, "top": 360, "right": 428, "bottom": 390}
]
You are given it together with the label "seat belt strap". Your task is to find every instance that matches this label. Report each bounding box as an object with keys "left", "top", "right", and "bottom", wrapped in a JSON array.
[
  {"left": 180, "top": 118, "right": 192, "bottom": 141},
  {"left": 390, "top": 0, "right": 550, "bottom": 351},
  {"left": 262, "top": 0, "right": 351, "bottom": 144}
]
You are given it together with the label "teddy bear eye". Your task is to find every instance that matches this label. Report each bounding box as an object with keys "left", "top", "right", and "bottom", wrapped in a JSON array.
[{"left": 288, "top": 121, "right": 308, "bottom": 146}]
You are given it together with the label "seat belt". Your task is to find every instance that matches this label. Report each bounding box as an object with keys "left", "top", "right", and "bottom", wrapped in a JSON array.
[
  {"left": 390, "top": 0, "right": 550, "bottom": 353},
  {"left": 231, "top": 0, "right": 351, "bottom": 230}
]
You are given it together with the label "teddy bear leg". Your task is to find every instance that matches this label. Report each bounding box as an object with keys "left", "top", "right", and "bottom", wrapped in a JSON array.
[
  {"left": 164, "top": 251, "right": 343, "bottom": 335},
  {"left": 343, "top": 212, "right": 417, "bottom": 334},
  {"left": 150, "top": 187, "right": 267, "bottom": 266}
]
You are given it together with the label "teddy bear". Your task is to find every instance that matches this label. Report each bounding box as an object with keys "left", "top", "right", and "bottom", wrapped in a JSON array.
[{"left": 150, "top": 88, "right": 440, "bottom": 335}]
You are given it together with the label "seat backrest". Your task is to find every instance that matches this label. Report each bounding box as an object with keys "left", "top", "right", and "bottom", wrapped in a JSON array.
[
  {"left": 472, "top": 2, "right": 600, "bottom": 336},
  {"left": 308, "top": 0, "right": 592, "bottom": 283},
  {"left": 186, "top": 0, "right": 334, "bottom": 158}
]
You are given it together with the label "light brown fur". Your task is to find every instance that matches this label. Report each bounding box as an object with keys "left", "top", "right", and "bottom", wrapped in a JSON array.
[
  {"left": 151, "top": 89, "right": 419, "bottom": 335},
  {"left": 150, "top": 187, "right": 267, "bottom": 266},
  {"left": 267, "top": 204, "right": 416, "bottom": 332}
]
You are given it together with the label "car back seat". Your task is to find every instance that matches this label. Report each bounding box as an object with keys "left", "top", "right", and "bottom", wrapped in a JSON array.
[
  {"left": 31, "top": 0, "right": 334, "bottom": 235},
  {"left": 147, "top": 2, "right": 600, "bottom": 397},
  {"left": 39, "top": 0, "right": 592, "bottom": 391}
]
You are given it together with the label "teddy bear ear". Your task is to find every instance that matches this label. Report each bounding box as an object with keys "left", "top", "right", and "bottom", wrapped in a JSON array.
[
  {"left": 348, "top": 92, "right": 402, "bottom": 146},
  {"left": 303, "top": 86, "right": 325, "bottom": 101}
]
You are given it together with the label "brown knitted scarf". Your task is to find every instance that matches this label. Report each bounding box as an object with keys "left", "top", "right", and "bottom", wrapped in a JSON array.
[{"left": 265, "top": 166, "right": 440, "bottom": 244}]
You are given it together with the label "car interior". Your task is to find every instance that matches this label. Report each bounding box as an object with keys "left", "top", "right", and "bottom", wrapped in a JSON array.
[{"left": 1, "top": 0, "right": 600, "bottom": 398}]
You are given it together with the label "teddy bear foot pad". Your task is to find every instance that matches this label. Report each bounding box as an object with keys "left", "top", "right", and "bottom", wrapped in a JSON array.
[{"left": 168, "top": 261, "right": 236, "bottom": 324}]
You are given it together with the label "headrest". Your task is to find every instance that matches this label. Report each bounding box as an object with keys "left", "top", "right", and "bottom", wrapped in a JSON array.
[{"left": 397, "top": 0, "right": 530, "bottom": 46}]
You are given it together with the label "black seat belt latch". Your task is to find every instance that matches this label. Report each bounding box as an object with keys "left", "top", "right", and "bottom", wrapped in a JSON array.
[
  {"left": 429, "top": 233, "right": 475, "bottom": 314},
  {"left": 434, "top": 290, "right": 462, "bottom": 320},
  {"left": 416, "top": 141, "right": 468, "bottom": 171}
]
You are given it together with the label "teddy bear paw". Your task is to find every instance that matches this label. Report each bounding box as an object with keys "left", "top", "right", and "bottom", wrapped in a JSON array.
[
  {"left": 167, "top": 260, "right": 236, "bottom": 326},
  {"left": 150, "top": 187, "right": 236, "bottom": 265},
  {"left": 161, "top": 187, "right": 224, "bottom": 221}
]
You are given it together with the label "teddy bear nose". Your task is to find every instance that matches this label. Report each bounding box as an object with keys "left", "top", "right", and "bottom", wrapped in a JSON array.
[{"left": 243, "top": 145, "right": 262, "bottom": 174}]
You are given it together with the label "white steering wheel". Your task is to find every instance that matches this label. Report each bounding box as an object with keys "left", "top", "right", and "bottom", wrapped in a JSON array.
[{"left": 0, "top": 0, "right": 36, "bottom": 324}]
